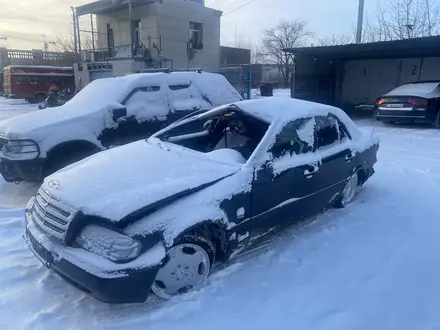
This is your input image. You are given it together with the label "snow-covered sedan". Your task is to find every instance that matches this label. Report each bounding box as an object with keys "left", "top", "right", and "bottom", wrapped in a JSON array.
[
  {"left": 24, "top": 97, "right": 379, "bottom": 303},
  {"left": 0, "top": 71, "right": 242, "bottom": 182},
  {"left": 375, "top": 81, "right": 440, "bottom": 127}
]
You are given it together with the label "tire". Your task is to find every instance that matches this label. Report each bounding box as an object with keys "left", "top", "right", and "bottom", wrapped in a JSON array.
[
  {"left": 34, "top": 94, "right": 46, "bottom": 104},
  {"left": 151, "top": 230, "right": 215, "bottom": 300},
  {"left": 335, "top": 171, "right": 359, "bottom": 208},
  {"left": 432, "top": 111, "right": 440, "bottom": 129},
  {"left": 43, "top": 149, "right": 96, "bottom": 179}
]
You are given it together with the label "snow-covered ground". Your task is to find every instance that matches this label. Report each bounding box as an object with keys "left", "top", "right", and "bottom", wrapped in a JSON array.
[
  {"left": 2, "top": 96, "right": 440, "bottom": 329},
  {"left": 0, "top": 97, "right": 38, "bottom": 122}
]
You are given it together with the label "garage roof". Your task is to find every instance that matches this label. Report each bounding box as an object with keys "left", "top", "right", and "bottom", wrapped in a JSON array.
[
  {"left": 75, "top": 0, "right": 161, "bottom": 16},
  {"left": 283, "top": 36, "right": 440, "bottom": 60}
]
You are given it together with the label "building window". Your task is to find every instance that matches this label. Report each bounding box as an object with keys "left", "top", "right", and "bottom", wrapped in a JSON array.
[{"left": 189, "top": 22, "right": 203, "bottom": 50}]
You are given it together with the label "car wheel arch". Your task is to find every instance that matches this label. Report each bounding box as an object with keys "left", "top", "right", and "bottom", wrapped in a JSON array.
[
  {"left": 46, "top": 140, "right": 102, "bottom": 158},
  {"left": 43, "top": 140, "right": 102, "bottom": 177},
  {"left": 168, "top": 221, "right": 229, "bottom": 263}
]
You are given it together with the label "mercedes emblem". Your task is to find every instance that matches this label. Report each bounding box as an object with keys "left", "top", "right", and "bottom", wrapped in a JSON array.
[{"left": 47, "top": 180, "right": 60, "bottom": 189}]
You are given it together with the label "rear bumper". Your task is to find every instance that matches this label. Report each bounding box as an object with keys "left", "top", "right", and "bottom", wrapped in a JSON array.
[
  {"left": 375, "top": 109, "right": 435, "bottom": 123},
  {"left": 25, "top": 211, "right": 162, "bottom": 304},
  {"left": 0, "top": 157, "right": 45, "bottom": 182}
]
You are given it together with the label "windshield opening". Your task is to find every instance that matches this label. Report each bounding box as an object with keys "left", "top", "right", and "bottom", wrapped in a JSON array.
[{"left": 155, "top": 107, "right": 269, "bottom": 162}]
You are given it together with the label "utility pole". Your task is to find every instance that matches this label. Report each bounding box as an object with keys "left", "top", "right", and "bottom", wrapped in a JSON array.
[
  {"left": 129, "top": 0, "right": 134, "bottom": 57},
  {"left": 356, "top": 0, "right": 365, "bottom": 44},
  {"left": 71, "top": 6, "right": 78, "bottom": 55},
  {"left": 90, "top": 14, "right": 95, "bottom": 53}
]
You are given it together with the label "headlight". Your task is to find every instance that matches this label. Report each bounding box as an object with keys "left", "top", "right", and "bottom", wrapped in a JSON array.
[
  {"left": 75, "top": 225, "right": 142, "bottom": 263},
  {"left": 1, "top": 139, "right": 39, "bottom": 160}
]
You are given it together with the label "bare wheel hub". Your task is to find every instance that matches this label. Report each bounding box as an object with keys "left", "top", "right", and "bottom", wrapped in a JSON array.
[{"left": 151, "top": 243, "right": 211, "bottom": 299}]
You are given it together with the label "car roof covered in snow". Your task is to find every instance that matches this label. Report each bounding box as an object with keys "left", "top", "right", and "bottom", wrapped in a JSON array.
[
  {"left": 229, "top": 97, "right": 348, "bottom": 124},
  {"left": 70, "top": 71, "right": 242, "bottom": 110}
]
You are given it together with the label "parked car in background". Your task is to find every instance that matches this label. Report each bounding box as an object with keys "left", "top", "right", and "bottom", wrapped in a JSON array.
[
  {"left": 375, "top": 81, "right": 440, "bottom": 127},
  {"left": 2, "top": 65, "right": 75, "bottom": 103},
  {"left": 0, "top": 71, "right": 242, "bottom": 182},
  {"left": 25, "top": 97, "right": 379, "bottom": 303}
]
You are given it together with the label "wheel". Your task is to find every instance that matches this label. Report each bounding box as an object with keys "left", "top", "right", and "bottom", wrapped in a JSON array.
[
  {"left": 34, "top": 94, "right": 46, "bottom": 104},
  {"left": 151, "top": 231, "right": 215, "bottom": 299},
  {"left": 432, "top": 111, "right": 440, "bottom": 129},
  {"left": 335, "top": 171, "right": 359, "bottom": 208}
]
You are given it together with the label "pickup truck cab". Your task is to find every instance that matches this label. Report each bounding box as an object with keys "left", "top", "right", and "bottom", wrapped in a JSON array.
[{"left": 0, "top": 71, "right": 242, "bottom": 182}]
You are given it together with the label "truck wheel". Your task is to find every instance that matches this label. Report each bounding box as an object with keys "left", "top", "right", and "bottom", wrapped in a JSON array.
[
  {"left": 34, "top": 94, "right": 46, "bottom": 104},
  {"left": 432, "top": 111, "right": 440, "bottom": 129},
  {"left": 151, "top": 230, "right": 215, "bottom": 300}
]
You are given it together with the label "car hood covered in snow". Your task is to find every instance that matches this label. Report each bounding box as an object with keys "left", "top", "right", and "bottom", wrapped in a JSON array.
[{"left": 42, "top": 139, "right": 242, "bottom": 222}]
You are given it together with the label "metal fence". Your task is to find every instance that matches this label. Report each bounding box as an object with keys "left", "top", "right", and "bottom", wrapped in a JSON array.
[{"left": 219, "top": 65, "right": 252, "bottom": 100}]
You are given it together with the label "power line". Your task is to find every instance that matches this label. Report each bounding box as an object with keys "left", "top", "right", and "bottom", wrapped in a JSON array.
[{"left": 222, "top": 0, "right": 260, "bottom": 16}]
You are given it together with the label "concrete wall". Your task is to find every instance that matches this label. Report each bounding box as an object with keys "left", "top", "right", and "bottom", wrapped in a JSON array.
[{"left": 94, "top": 0, "right": 221, "bottom": 72}]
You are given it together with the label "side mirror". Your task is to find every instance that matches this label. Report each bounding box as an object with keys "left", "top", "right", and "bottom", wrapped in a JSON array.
[{"left": 112, "top": 108, "right": 127, "bottom": 122}]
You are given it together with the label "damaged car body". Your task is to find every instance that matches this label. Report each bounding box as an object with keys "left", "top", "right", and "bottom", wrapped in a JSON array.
[
  {"left": 0, "top": 71, "right": 242, "bottom": 182},
  {"left": 25, "top": 97, "right": 379, "bottom": 303}
]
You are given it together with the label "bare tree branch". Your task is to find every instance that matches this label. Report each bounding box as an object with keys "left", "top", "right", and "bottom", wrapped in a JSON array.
[
  {"left": 259, "top": 19, "right": 314, "bottom": 84},
  {"left": 317, "top": 34, "right": 353, "bottom": 46},
  {"left": 363, "top": 0, "right": 440, "bottom": 41},
  {"left": 51, "top": 33, "right": 93, "bottom": 53}
]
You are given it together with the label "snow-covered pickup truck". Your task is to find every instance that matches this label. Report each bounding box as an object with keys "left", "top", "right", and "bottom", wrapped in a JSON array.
[
  {"left": 25, "top": 97, "right": 379, "bottom": 304},
  {"left": 0, "top": 72, "right": 242, "bottom": 182}
]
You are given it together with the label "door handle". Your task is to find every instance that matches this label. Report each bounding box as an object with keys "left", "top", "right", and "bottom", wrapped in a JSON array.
[
  {"left": 345, "top": 152, "right": 355, "bottom": 162},
  {"left": 304, "top": 165, "right": 319, "bottom": 176}
]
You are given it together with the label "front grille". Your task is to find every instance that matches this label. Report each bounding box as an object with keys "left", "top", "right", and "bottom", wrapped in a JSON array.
[{"left": 31, "top": 189, "right": 76, "bottom": 240}]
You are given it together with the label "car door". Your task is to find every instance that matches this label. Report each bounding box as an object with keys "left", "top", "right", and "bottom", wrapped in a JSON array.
[
  {"left": 247, "top": 117, "right": 325, "bottom": 239},
  {"left": 99, "top": 85, "right": 170, "bottom": 148},
  {"left": 310, "top": 115, "right": 356, "bottom": 207}
]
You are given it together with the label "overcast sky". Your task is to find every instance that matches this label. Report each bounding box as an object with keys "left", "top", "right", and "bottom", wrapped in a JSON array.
[{"left": 0, "top": 0, "right": 381, "bottom": 50}]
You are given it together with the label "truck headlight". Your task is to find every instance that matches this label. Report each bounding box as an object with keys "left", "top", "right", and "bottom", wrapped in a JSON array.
[
  {"left": 76, "top": 225, "right": 142, "bottom": 263},
  {"left": 1, "top": 139, "right": 39, "bottom": 160}
]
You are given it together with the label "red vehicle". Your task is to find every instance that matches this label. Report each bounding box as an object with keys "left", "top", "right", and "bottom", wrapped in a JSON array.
[{"left": 3, "top": 65, "right": 75, "bottom": 103}]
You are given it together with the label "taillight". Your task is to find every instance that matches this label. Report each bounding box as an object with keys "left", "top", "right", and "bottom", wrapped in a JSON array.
[
  {"left": 408, "top": 98, "right": 428, "bottom": 109},
  {"left": 376, "top": 98, "right": 385, "bottom": 106}
]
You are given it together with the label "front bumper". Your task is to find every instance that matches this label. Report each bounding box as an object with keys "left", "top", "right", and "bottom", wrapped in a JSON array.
[
  {"left": 375, "top": 109, "right": 434, "bottom": 123},
  {"left": 0, "top": 157, "right": 45, "bottom": 182},
  {"left": 25, "top": 211, "right": 163, "bottom": 304}
]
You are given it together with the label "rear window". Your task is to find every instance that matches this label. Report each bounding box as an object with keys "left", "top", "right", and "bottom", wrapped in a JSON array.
[{"left": 388, "top": 82, "right": 440, "bottom": 96}]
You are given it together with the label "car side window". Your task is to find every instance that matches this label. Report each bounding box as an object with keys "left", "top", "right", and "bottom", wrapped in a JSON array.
[
  {"left": 140, "top": 86, "right": 161, "bottom": 92},
  {"left": 314, "top": 115, "right": 350, "bottom": 150},
  {"left": 271, "top": 118, "right": 315, "bottom": 158},
  {"left": 124, "top": 86, "right": 168, "bottom": 118}
]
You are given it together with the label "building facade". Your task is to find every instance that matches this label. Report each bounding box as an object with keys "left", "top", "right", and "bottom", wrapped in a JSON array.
[{"left": 76, "top": 0, "right": 221, "bottom": 74}]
